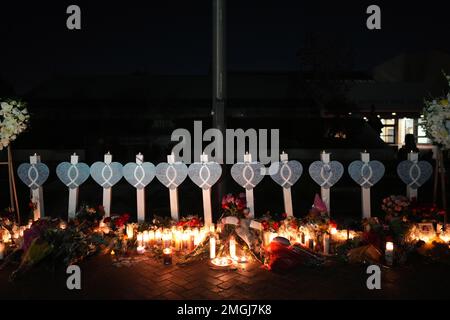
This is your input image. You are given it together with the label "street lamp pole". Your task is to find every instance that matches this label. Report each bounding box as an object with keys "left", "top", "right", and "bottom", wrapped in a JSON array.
[{"left": 212, "top": 0, "right": 226, "bottom": 214}]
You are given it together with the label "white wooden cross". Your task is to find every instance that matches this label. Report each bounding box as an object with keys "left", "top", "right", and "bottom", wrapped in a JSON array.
[
  {"left": 407, "top": 152, "right": 419, "bottom": 200},
  {"left": 361, "top": 151, "right": 371, "bottom": 219},
  {"left": 168, "top": 153, "right": 180, "bottom": 221},
  {"left": 68, "top": 153, "right": 79, "bottom": 220},
  {"left": 30, "top": 154, "right": 45, "bottom": 220},
  {"left": 320, "top": 151, "right": 331, "bottom": 213},
  {"left": 103, "top": 152, "right": 113, "bottom": 217},
  {"left": 244, "top": 152, "right": 255, "bottom": 219},
  {"left": 200, "top": 153, "right": 213, "bottom": 227},
  {"left": 280, "top": 152, "right": 294, "bottom": 217},
  {"left": 136, "top": 153, "right": 146, "bottom": 223}
]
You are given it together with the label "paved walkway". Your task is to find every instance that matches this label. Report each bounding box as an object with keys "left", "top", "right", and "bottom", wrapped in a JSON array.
[{"left": 1, "top": 254, "right": 449, "bottom": 300}]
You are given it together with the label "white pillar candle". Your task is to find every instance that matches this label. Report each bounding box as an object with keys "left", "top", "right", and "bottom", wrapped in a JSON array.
[
  {"left": 229, "top": 236, "right": 237, "bottom": 259},
  {"left": 126, "top": 224, "right": 134, "bottom": 239},
  {"left": 148, "top": 230, "right": 155, "bottom": 245},
  {"left": 137, "top": 232, "right": 144, "bottom": 247},
  {"left": 385, "top": 242, "right": 394, "bottom": 266},
  {"left": 182, "top": 231, "right": 189, "bottom": 250},
  {"left": 193, "top": 228, "right": 201, "bottom": 246},
  {"left": 143, "top": 230, "right": 149, "bottom": 245},
  {"left": 210, "top": 237, "right": 216, "bottom": 259},
  {"left": 155, "top": 229, "right": 162, "bottom": 244}
]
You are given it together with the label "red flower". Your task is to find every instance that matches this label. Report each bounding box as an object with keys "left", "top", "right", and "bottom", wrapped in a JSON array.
[
  {"left": 272, "top": 222, "right": 280, "bottom": 231},
  {"left": 261, "top": 220, "right": 269, "bottom": 231},
  {"left": 329, "top": 221, "right": 338, "bottom": 229},
  {"left": 103, "top": 217, "right": 111, "bottom": 223},
  {"left": 281, "top": 213, "right": 287, "bottom": 219}
]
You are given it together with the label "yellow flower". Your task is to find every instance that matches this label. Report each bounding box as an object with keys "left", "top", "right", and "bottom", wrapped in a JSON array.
[{"left": 440, "top": 99, "right": 448, "bottom": 106}]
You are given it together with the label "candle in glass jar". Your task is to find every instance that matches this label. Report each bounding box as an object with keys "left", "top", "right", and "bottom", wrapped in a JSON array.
[
  {"left": 209, "top": 224, "right": 215, "bottom": 234},
  {"left": 162, "top": 230, "right": 172, "bottom": 248},
  {"left": 193, "top": 228, "right": 200, "bottom": 246},
  {"left": 143, "top": 230, "right": 150, "bottom": 246},
  {"left": 163, "top": 248, "right": 172, "bottom": 265},
  {"left": 182, "top": 231, "right": 189, "bottom": 251},
  {"left": 174, "top": 230, "right": 182, "bottom": 251},
  {"left": 210, "top": 236, "right": 216, "bottom": 259},
  {"left": 137, "top": 232, "right": 144, "bottom": 247},
  {"left": 229, "top": 236, "right": 237, "bottom": 260},
  {"left": 126, "top": 224, "right": 134, "bottom": 239},
  {"left": 323, "top": 234, "right": 330, "bottom": 255},
  {"left": 148, "top": 230, "right": 155, "bottom": 245},
  {"left": 137, "top": 245, "right": 145, "bottom": 254},
  {"left": 385, "top": 242, "right": 394, "bottom": 266},
  {"left": 155, "top": 229, "right": 162, "bottom": 244}
]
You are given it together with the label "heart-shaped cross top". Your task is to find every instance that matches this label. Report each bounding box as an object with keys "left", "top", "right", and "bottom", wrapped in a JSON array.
[
  {"left": 188, "top": 162, "right": 222, "bottom": 190},
  {"left": 17, "top": 163, "right": 50, "bottom": 189},
  {"left": 348, "top": 160, "right": 385, "bottom": 189},
  {"left": 308, "top": 160, "right": 344, "bottom": 189},
  {"left": 56, "top": 162, "right": 90, "bottom": 189}
]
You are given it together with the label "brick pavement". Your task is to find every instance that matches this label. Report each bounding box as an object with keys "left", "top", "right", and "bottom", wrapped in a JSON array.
[{"left": 0, "top": 254, "right": 449, "bottom": 300}]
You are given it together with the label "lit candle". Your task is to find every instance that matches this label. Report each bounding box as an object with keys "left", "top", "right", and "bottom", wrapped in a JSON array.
[
  {"left": 174, "top": 230, "right": 182, "bottom": 251},
  {"left": 330, "top": 227, "right": 337, "bottom": 236},
  {"left": 143, "top": 230, "right": 150, "bottom": 246},
  {"left": 210, "top": 236, "right": 216, "bottom": 259},
  {"left": 0, "top": 242, "right": 5, "bottom": 260},
  {"left": 59, "top": 221, "right": 67, "bottom": 230},
  {"left": 323, "top": 234, "right": 330, "bottom": 255},
  {"left": 229, "top": 236, "right": 237, "bottom": 260},
  {"left": 263, "top": 231, "right": 271, "bottom": 247},
  {"left": 126, "top": 224, "right": 134, "bottom": 239},
  {"left": 163, "top": 248, "right": 172, "bottom": 265},
  {"left": 162, "top": 230, "right": 172, "bottom": 248},
  {"left": 137, "top": 245, "right": 145, "bottom": 254},
  {"left": 182, "top": 231, "right": 189, "bottom": 251},
  {"left": 269, "top": 232, "right": 278, "bottom": 244},
  {"left": 209, "top": 224, "right": 215, "bottom": 234},
  {"left": 385, "top": 242, "right": 394, "bottom": 266},
  {"left": 137, "top": 232, "right": 144, "bottom": 247},
  {"left": 148, "top": 230, "right": 155, "bottom": 245},
  {"left": 155, "top": 229, "right": 162, "bottom": 244},
  {"left": 193, "top": 228, "right": 200, "bottom": 246},
  {"left": 27, "top": 219, "right": 33, "bottom": 229}
]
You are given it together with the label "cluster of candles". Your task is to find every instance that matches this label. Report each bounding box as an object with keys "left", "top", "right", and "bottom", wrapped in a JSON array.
[
  {"left": 128, "top": 225, "right": 216, "bottom": 264},
  {"left": 210, "top": 235, "right": 248, "bottom": 267},
  {"left": 407, "top": 224, "right": 450, "bottom": 244},
  {"left": 0, "top": 219, "right": 33, "bottom": 260},
  {"left": 260, "top": 225, "right": 359, "bottom": 255}
]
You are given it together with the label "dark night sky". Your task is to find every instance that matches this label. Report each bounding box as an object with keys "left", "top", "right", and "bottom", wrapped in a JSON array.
[{"left": 1, "top": 1, "right": 450, "bottom": 93}]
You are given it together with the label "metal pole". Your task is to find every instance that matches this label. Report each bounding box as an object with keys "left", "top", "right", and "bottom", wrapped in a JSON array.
[
  {"left": 212, "top": 0, "right": 226, "bottom": 137},
  {"left": 212, "top": 0, "right": 226, "bottom": 219}
]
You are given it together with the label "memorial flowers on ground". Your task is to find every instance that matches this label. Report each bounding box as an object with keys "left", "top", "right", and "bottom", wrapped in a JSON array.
[{"left": 1, "top": 190, "right": 450, "bottom": 280}]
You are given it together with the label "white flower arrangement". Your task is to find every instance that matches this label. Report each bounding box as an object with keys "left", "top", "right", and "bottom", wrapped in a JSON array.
[
  {"left": 0, "top": 99, "right": 30, "bottom": 150},
  {"left": 422, "top": 74, "right": 450, "bottom": 149}
]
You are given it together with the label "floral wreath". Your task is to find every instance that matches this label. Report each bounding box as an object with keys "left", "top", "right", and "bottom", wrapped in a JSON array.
[
  {"left": 422, "top": 74, "right": 450, "bottom": 149},
  {"left": 0, "top": 99, "right": 30, "bottom": 150}
]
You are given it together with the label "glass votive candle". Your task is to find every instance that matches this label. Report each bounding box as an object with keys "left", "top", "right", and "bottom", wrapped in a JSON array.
[{"left": 163, "top": 247, "right": 172, "bottom": 265}]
